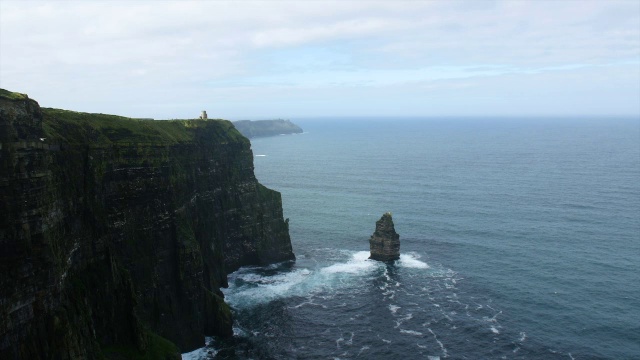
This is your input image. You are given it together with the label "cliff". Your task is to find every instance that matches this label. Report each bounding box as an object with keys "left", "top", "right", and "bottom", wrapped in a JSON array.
[
  {"left": 0, "top": 89, "right": 295, "bottom": 359},
  {"left": 233, "top": 119, "right": 303, "bottom": 138}
]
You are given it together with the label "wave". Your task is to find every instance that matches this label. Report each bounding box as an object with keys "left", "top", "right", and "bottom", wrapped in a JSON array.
[
  {"left": 223, "top": 250, "right": 432, "bottom": 308},
  {"left": 398, "top": 252, "right": 430, "bottom": 269},
  {"left": 399, "top": 329, "right": 423, "bottom": 336},
  {"left": 321, "top": 251, "right": 376, "bottom": 274},
  {"left": 223, "top": 251, "right": 378, "bottom": 307},
  {"left": 224, "top": 268, "right": 313, "bottom": 307},
  {"left": 181, "top": 337, "right": 215, "bottom": 360}
]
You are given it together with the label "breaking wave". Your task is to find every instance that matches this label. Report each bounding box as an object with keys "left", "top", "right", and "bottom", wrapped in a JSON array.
[{"left": 223, "top": 250, "right": 431, "bottom": 308}]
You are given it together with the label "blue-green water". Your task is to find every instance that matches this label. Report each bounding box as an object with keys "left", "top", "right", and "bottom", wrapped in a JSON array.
[{"left": 186, "top": 118, "right": 640, "bottom": 359}]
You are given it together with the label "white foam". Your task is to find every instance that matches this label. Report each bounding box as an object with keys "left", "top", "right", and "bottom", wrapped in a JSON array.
[
  {"left": 182, "top": 346, "right": 216, "bottom": 360},
  {"left": 394, "top": 313, "right": 413, "bottom": 328},
  {"left": 289, "top": 300, "right": 327, "bottom": 309},
  {"left": 490, "top": 326, "right": 500, "bottom": 334},
  {"left": 335, "top": 332, "right": 354, "bottom": 349},
  {"left": 181, "top": 337, "right": 214, "bottom": 360},
  {"left": 483, "top": 310, "right": 502, "bottom": 323},
  {"left": 225, "top": 251, "right": 380, "bottom": 307},
  {"left": 224, "top": 268, "right": 312, "bottom": 306},
  {"left": 357, "top": 346, "right": 370, "bottom": 356},
  {"left": 398, "top": 253, "right": 430, "bottom": 269},
  {"left": 519, "top": 331, "right": 527, "bottom": 342},
  {"left": 389, "top": 304, "right": 400, "bottom": 314},
  {"left": 400, "top": 329, "right": 423, "bottom": 336},
  {"left": 255, "top": 154, "right": 267, "bottom": 157},
  {"left": 428, "top": 328, "right": 448, "bottom": 358},
  {"left": 428, "top": 356, "right": 441, "bottom": 360},
  {"left": 345, "top": 332, "right": 354, "bottom": 345},
  {"left": 233, "top": 326, "right": 248, "bottom": 337},
  {"left": 321, "top": 251, "right": 376, "bottom": 274},
  {"left": 240, "top": 269, "right": 311, "bottom": 285}
]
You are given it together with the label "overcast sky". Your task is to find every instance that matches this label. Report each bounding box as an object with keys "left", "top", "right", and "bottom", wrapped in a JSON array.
[{"left": 1, "top": 0, "right": 639, "bottom": 119}]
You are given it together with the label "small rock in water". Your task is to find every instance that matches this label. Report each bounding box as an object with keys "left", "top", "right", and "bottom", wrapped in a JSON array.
[{"left": 369, "top": 212, "right": 400, "bottom": 261}]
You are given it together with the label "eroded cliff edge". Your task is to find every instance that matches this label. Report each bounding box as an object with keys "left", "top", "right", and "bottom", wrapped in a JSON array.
[{"left": 0, "top": 89, "right": 295, "bottom": 359}]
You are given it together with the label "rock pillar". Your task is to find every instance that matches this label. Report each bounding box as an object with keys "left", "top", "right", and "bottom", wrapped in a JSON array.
[{"left": 369, "top": 212, "right": 400, "bottom": 261}]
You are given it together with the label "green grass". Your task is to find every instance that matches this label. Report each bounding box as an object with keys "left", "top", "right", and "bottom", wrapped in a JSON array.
[
  {"left": 0, "top": 88, "right": 28, "bottom": 100},
  {"left": 41, "top": 107, "right": 248, "bottom": 146},
  {"left": 1, "top": 87, "right": 248, "bottom": 146}
]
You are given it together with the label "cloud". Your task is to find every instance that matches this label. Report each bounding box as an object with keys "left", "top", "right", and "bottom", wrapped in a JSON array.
[
  {"left": 0, "top": 0, "right": 638, "bottom": 117},
  {"left": 251, "top": 18, "right": 409, "bottom": 48}
]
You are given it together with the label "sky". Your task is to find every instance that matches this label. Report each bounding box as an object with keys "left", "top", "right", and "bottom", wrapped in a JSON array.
[{"left": 1, "top": 0, "right": 639, "bottom": 119}]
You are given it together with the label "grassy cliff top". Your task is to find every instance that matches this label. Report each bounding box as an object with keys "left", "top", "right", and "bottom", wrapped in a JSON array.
[
  {"left": 42, "top": 108, "right": 248, "bottom": 146},
  {"left": 0, "top": 88, "right": 29, "bottom": 100}
]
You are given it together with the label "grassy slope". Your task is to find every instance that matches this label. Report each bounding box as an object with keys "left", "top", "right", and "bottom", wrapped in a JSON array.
[
  {"left": 0, "top": 88, "right": 28, "bottom": 100},
  {"left": 41, "top": 108, "right": 247, "bottom": 145},
  {"left": 0, "top": 88, "right": 245, "bottom": 146}
]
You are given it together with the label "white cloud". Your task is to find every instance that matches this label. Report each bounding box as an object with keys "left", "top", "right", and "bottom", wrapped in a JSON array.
[{"left": 0, "top": 0, "right": 638, "bottom": 117}]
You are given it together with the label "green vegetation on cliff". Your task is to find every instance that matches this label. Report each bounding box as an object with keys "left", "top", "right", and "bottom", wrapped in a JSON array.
[
  {"left": 0, "top": 88, "right": 28, "bottom": 100},
  {"left": 42, "top": 108, "right": 248, "bottom": 145},
  {"left": 101, "top": 331, "right": 180, "bottom": 360}
]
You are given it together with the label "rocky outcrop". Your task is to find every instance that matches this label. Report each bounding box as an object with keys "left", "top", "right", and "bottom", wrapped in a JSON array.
[
  {"left": 369, "top": 212, "right": 400, "bottom": 261},
  {"left": 0, "top": 89, "right": 43, "bottom": 142},
  {"left": 0, "top": 89, "right": 295, "bottom": 359},
  {"left": 233, "top": 119, "right": 303, "bottom": 138}
]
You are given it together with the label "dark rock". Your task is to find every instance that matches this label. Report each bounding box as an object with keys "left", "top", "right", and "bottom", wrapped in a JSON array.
[
  {"left": 0, "top": 89, "right": 295, "bottom": 359},
  {"left": 369, "top": 212, "right": 400, "bottom": 261},
  {"left": 0, "top": 89, "right": 43, "bottom": 142}
]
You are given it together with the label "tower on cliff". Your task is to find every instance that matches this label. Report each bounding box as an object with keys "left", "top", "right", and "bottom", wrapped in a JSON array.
[
  {"left": 200, "top": 110, "right": 208, "bottom": 119},
  {"left": 369, "top": 212, "right": 400, "bottom": 261}
]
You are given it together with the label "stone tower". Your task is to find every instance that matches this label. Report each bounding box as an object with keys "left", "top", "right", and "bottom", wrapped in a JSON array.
[
  {"left": 369, "top": 212, "right": 400, "bottom": 261},
  {"left": 200, "top": 111, "right": 208, "bottom": 119}
]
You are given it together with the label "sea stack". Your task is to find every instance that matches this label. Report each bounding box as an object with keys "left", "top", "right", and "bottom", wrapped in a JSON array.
[{"left": 369, "top": 212, "right": 400, "bottom": 261}]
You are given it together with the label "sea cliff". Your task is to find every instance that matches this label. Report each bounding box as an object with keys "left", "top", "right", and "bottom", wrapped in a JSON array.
[{"left": 0, "top": 89, "right": 295, "bottom": 359}]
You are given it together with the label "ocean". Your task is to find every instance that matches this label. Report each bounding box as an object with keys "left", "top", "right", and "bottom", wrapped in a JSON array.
[{"left": 184, "top": 117, "right": 640, "bottom": 359}]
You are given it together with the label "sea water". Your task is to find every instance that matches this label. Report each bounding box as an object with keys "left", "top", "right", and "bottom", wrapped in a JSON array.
[{"left": 185, "top": 117, "right": 640, "bottom": 359}]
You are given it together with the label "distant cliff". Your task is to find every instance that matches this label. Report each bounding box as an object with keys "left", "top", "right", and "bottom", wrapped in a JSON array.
[
  {"left": 0, "top": 89, "right": 295, "bottom": 359},
  {"left": 233, "top": 119, "right": 303, "bottom": 138}
]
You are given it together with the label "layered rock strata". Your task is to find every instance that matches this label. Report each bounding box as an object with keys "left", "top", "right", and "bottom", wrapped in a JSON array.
[
  {"left": 0, "top": 89, "right": 295, "bottom": 359},
  {"left": 369, "top": 212, "right": 400, "bottom": 261}
]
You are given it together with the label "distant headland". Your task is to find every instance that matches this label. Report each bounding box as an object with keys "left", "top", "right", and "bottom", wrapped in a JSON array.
[{"left": 233, "top": 119, "right": 303, "bottom": 139}]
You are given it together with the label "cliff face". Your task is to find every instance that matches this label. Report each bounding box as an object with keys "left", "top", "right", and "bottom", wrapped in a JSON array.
[
  {"left": 0, "top": 90, "right": 294, "bottom": 359},
  {"left": 233, "top": 119, "right": 303, "bottom": 138}
]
